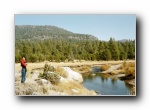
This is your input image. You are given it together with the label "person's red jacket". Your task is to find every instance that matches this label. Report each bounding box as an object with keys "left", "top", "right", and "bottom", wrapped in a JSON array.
[{"left": 20, "top": 59, "right": 27, "bottom": 68}]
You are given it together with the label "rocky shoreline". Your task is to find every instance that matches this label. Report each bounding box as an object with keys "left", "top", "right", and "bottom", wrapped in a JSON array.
[
  {"left": 15, "top": 66, "right": 97, "bottom": 96},
  {"left": 71, "top": 61, "right": 135, "bottom": 95}
]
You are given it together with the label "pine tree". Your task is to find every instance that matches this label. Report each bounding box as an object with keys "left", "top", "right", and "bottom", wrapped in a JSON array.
[
  {"left": 109, "top": 38, "right": 120, "bottom": 60},
  {"left": 128, "top": 42, "right": 135, "bottom": 59},
  {"left": 118, "top": 43, "right": 125, "bottom": 60},
  {"left": 102, "top": 49, "right": 111, "bottom": 60}
]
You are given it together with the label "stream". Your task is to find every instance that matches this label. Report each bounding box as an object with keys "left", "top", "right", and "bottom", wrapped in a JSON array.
[{"left": 82, "top": 67, "right": 133, "bottom": 95}]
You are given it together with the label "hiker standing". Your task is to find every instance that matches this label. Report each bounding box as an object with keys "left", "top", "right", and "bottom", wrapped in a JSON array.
[{"left": 20, "top": 56, "right": 27, "bottom": 83}]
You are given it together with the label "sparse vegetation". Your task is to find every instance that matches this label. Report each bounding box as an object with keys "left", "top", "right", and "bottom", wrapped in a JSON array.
[
  {"left": 54, "top": 66, "right": 68, "bottom": 78},
  {"left": 38, "top": 64, "right": 61, "bottom": 85},
  {"left": 57, "top": 81, "right": 96, "bottom": 95},
  {"left": 15, "top": 62, "right": 97, "bottom": 95},
  {"left": 131, "top": 86, "right": 135, "bottom": 95},
  {"left": 39, "top": 72, "right": 60, "bottom": 85},
  {"left": 15, "top": 82, "right": 50, "bottom": 95},
  {"left": 44, "top": 63, "right": 54, "bottom": 73},
  {"left": 39, "top": 64, "right": 69, "bottom": 85},
  {"left": 120, "top": 61, "right": 135, "bottom": 77},
  {"left": 15, "top": 25, "right": 136, "bottom": 95},
  {"left": 100, "top": 64, "right": 110, "bottom": 71},
  {"left": 43, "top": 63, "right": 68, "bottom": 78},
  {"left": 79, "top": 65, "right": 91, "bottom": 72},
  {"left": 15, "top": 83, "right": 37, "bottom": 95}
]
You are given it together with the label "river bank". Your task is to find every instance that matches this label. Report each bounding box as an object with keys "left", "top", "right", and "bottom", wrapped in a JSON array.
[
  {"left": 15, "top": 60, "right": 135, "bottom": 95},
  {"left": 69, "top": 60, "right": 136, "bottom": 95},
  {"left": 15, "top": 64, "right": 97, "bottom": 96},
  {"left": 15, "top": 60, "right": 135, "bottom": 72}
]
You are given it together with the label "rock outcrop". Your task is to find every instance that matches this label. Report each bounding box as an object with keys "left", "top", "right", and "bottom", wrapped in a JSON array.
[
  {"left": 15, "top": 67, "right": 96, "bottom": 96},
  {"left": 62, "top": 67, "right": 83, "bottom": 83}
]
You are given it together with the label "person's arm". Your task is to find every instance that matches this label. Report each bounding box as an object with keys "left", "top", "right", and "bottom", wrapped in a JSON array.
[{"left": 20, "top": 60, "right": 27, "bottom": 67}]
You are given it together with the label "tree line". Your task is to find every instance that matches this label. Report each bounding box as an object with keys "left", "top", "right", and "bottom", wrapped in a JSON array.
[{"left": 15, "top": 38, "right": 135, "bottom": 63}]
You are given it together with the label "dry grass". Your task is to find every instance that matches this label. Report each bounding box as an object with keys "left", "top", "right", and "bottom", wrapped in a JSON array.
[
  {"left": 15, "top": 65, "right": 96, "bottom": 95},
  {"left": 79, "top": 65, "right": 91, "bottom": 72},
  {"left": 109, "top": 70, "right": 123, "bottom": 75},
  {"left": 54, "top": 66, "right": 68, "bottom": 78},
  {"left": 15, "top": 83, "right": 37, "bottom": 95},
  {"left": 100, "top": 64, "right": 110, "bottom": 71},
  {"left": 16, "top": 84, "right": 49, "bottom": 95},
  {"left": 121, "top": 62, "right": 135, "bottom": 76},
  {"left": 15, "top": 60, "right": 135, "bottom": 72},
  {"left": 15, "top": 60, "right": 135, "bottom": 95},
  {"left": 39, "top": 64, "right": 68, "bottom": 84},
  {"left": 26, "top": 73, "right": 31, "bottom": 78},
  {"left": 56, "top": 81, "right": 96, "bottom": 95},
  {"left": 131, "top": 86, "right": 135, "bottom": 95},
  {"left": 15, "top": 80, "right": 96, "bottom": 95},
  {"left": 15, "top": 75, "right": 21, "bottom": 82}
]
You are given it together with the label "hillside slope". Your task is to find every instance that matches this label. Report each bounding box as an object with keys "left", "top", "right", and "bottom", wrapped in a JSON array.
[{"left": 15, "top": 25, "right": 98, "bottom": 40}]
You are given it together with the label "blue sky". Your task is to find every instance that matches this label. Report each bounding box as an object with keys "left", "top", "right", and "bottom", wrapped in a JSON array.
[{"left": 15, "top": 14, "right": 136, "bottom": 41}]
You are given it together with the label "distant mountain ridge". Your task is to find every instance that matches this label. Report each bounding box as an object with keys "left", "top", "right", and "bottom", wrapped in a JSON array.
[
  {"left": 118, "top": 39, "right": 128, "bottom": 42},
  {"left": 117, "top": 39, "right": 135, "bottom": 42},
  {"left": 15, "top": 25, "right": 98, "bottom": 40}
]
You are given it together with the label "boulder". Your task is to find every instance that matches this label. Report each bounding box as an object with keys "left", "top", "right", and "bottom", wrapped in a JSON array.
[
  {"left": 59, "top": 76, "right": 68, "bottom": 83},
  {"left": 62, "top": 67, "right": 83, "bottom": 83}
]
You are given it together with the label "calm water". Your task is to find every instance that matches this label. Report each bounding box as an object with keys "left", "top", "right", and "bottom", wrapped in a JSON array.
[{"left": 82, "top": 67, "right": 132, "bottom": 95}]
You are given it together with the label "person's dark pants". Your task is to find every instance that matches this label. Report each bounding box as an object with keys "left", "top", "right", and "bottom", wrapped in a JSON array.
[{"left": 21, "top": 68, "right": 26, "bottom": 83}]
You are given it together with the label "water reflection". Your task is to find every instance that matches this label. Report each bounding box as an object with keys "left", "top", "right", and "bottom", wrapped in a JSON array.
[
  {"left": 82, "top": 67, "right": 132, "bottom": 95},
  {"left": 111, "top": 78, "right": 117, "bottom": 85}
]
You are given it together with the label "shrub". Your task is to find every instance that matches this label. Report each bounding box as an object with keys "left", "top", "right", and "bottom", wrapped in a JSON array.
[
  {"left": 44, "top": 63, "right": 54, "bottom": 73},
  {"left": 79, "top": 65, "right": 91, "bottom": 72},
  {"left": 39, "top": 72, "right": 60, "bottom": 85},
  {"left": 131, "top": 86, "right": 135, "bottom": 95},
  {"left": 46, "top": 73, "right": 60, "bottom": 84},
  {"left": 125, "top": 66, "right": 135, "bottom": 77},
  {"left": 43, "top": 63, "right": 68, "bottom": 78},
  {"left": 39, "top": 64, "right": 61, "bottom": 84},
  {"left": 38, "top": 72, "right": 43, "bottom": 78},
  {"left": 121, "top": 62, "right": 135, "bottom": 77},
  {"left": 100, "top": 64, "right": 110, "bottom": 71}
]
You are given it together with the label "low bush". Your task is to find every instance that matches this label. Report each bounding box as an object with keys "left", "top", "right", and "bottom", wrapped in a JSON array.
[
  {"left": 100, "top": 64, "right": 110, "bottom": 71},
  {"left": 44, "top": 63, "right": 54, "bottom": 73},
  {"left": 39, "top": 72, "right": 60, "bottom": 85},
  {"left": 79, "top": 65, "right": 91, "bottom": 72},
  {"left": 121, "top": 62, "right": 135, "bottom": 77},
  {"left": 39, "top": 64, "right": 63, "bottom": 85}
]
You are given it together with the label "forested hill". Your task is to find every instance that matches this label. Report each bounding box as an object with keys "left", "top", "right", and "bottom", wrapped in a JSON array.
[
  {"left": 15, "top": 25, "right": 98, "bottom": 40},
  {"left": 15, "top": 25, "right": 135, "bottom": 63}
]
